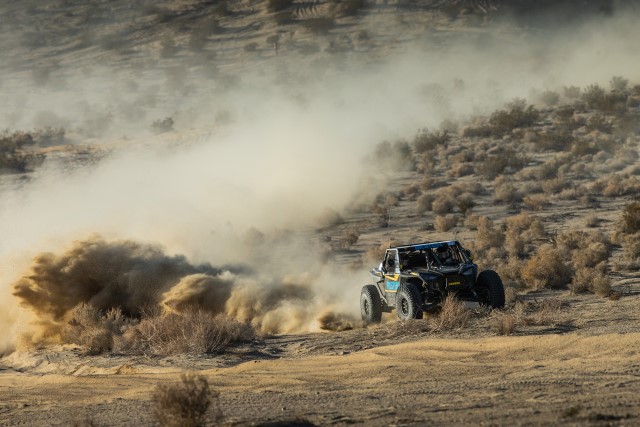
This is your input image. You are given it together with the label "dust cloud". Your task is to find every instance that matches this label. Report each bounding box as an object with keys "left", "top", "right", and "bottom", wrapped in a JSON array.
[{"left": 2, "top": 2, "right": 640, "bottom": 353}]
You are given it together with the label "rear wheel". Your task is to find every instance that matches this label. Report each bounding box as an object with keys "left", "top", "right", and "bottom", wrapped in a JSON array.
[
  {"left": 396, "top": 283, "right": 423, "bottom": 320},
  {"left": 361, "top": 285, "right": 383, "bottom": 324},
  {"left": 476, "top": 270, "right": 505, "bottom": 309}
]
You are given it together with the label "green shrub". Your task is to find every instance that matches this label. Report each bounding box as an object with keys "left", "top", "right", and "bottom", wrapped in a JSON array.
[{"left": 476, "top": 149, "right": 527, "bottom": 179}]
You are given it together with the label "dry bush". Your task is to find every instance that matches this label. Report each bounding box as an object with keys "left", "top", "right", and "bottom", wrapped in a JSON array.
[
  {"left": 582, "top": 84, "right": 627, "bottom": 114},
  {"left": 153, "top": 373, "right": 220, "bottom": 427},
  {"left": 493, "top": 314, "right": 517, "bottom": 335},
  {"left": 151, "top": 117, "right": 175, "bottom": 134},
  {"left": 416, "top": 193, "right": 435, "bottom": 214},
  {"left": 475, "top": 216, "right": 505, "bottom": 249},
  {"left": 584, "top": 213, "right": 600, "bottom": 228},
  {"left": 522, "top": 194, "right": 550, "bottom": 211},
  {"left": 430, "top": 295, "right": 470, "bottom": 331},
  {"left": 448, "top": 162, "right": 474, "bottom": 178},
  {"left": 622, "top": 201, "right": 640, "bottom": 233},
  {"left": 536, "top": 131, "right": 574, "bottom": 151},
  {"left": 610, "top": 75, "right": 629, "bottom": 92},
  {"left": 539, "top": 90, "right": 560, "bottom": 106},
  {"left": 403, "top": 183, "right": 421, "bottom": 200},
  {"left": 413, "top": 129, "right": 450, "bottom": 153},
  {"left": 456, "top": 193, "right": 475, "bottom": 214},
  {"left": 63, "top": 304, "right": 130, "bottom": 355},
  {"left": 0, "top": 131, "right": 43, "bottom": 173},
  {"left": 121, "top": 310, "right": 254, "bottom": 356},
  {"left": 476, "top": 148, "right": 527, "bottom": 179},
  {"left": 434, "top": 215, "right": 457, "bottom": 232},
  {"left": 515, "top": 298, "right": 567, "bottom": 326},
  {"left": 372, "top": 140, "right": 414, "bottom": 171},
  {"left": 563, "top": 86, "right": 582, "bottom": 99},
  {"left": 464, "top": 99, "right": 539, "bottom": 138},
  {"left": 504, "top": 213, "right": 545, "bottom": 258},
  {"left": 542, "top": 177, "right": 569, "bottom": 195},
  {"left": 521, "top": 246, "right": 572, "bottom": 290},
  {"left": 432, "top": 194, "right": 454, "bottom": 215},
  {"left": 493, "top": 176, "right": 520, "bottom": 204},
  {"left": 496, "top": 257, "right": 525, "bottom": 289},
  {"left": 585, "top": 114, "right": 613, "bottom": 133},
  {"left": 619, "top": 233, "right": 640, "bottom": 267},
  {"left": 556, "top": 230, "right": 611, "bottom": 269},
  {"left": 571, "top": 267, "right": 611, "bottom": 296},
  {"left": 364, "top": 241, "right": 396, "bottom": 264},
  {"left": 599, "top": 175, "right": 640, "bottom": 198}
]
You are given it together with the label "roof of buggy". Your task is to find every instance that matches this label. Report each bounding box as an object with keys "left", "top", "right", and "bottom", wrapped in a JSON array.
[{"left": 390, "top": 240, "right": 459, "bottom": 251}]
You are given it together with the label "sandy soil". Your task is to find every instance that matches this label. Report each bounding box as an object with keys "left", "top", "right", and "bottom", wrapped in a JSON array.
[{"left": 1, "top": 286, "right": 639, "bottom": 426}]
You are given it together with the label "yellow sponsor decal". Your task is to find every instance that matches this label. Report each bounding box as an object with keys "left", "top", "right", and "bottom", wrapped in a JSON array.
[{"left": 449, "top": 281, "right": 461, "bottom": 286}]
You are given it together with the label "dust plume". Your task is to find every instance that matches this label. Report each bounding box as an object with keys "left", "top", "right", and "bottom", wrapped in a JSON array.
[
  {"left": 10, "top": 237, "right": 360, "bottom": 347},
  {"left": 2, "top": 1, "right": 640, "bottom": 353}
]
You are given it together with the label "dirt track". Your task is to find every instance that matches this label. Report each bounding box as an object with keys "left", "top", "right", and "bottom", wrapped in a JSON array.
[{"left": 1, "top": 331, "right": 639, "bottom": 426}]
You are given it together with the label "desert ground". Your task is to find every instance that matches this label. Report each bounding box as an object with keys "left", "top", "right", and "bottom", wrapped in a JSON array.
[{"left": 1, "top": 0, "right": 640, "bottom": 426}]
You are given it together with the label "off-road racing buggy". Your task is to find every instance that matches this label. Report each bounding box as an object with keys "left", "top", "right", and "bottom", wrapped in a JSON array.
[{"left": 360, "top": 240, "right": 505, "bottom": 323}]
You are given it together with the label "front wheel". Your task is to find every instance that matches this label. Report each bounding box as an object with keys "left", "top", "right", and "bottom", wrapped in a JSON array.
[
  {"left": 361, "top": 285, "right": 383, "bottom": 324},
  {"left": 396, "top": 283, "right": 423, "bottom": 320},
  {"left": 476, "top": 270, "right": 505, "bottom": 309}
]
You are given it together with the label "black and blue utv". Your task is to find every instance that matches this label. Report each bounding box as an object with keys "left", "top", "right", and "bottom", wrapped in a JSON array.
[{"left": 360, "top": 240, "right": 505, "bottom": 324}]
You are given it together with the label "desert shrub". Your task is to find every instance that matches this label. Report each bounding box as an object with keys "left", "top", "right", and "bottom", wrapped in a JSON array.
[
  {"left": 464, "top": 100, "right": 539, "bottom": 138},
  {"left": 516, "top": 298, "right": 568, "bottom": 326},
  {"left": 539, "top": 90, "right": 560, "bottom": 106},
  {"left": 477, "top": 149, "right": 527, "bottom": 179},
  {"left": 622, "top": 201, "right": 640, "bottom": 233},
  {"left": 493, "top": 314, "right": 516, "bottom": 335},
  {"left": 153, "top": 373, "right": 219, "bottom": 427},
  {"left": 151, "top": 117, "right": 174, "bottom": 134},
  {"left": 448, "top": 162, "right": 474, "bottom": 178},
  {"left": 268, "top": 0, "right": 293, "bottom": 12},
  {"left": 522, "top": 194, "right": 550, "bottom": 211},
  {"left": 493, "top": 176, "right": 520, "bottom": 203},
  {"left": 122, "top": 310, "right": 254, "bottom": 356},
  {"left": 487, "top": 99, "right": 540, "bottom": 136},
  {"left": 0, "top": 130, "right": 43, "bottom": 173},
  {"left": 476, "top": 216, "right": 505, "bottom": 248},
  {"left": 521, "top": 246, "right": 572, "bottom": 290},
  {"left": 416, "top": 193, "right": 435, "bottom": 214},
  {"left": 432, "top": 193, "right": 454, "bottom": 215},
  {"left": 434, "top": 215, "right": 457, "bottom": 232},
  {"left": 599, "top": 175, "right": 640, "bottom": 197},
  {"left": 571, "top": 267, "right": 611, "bottom": 296},
  {"left": 456, "top": 193, "right": 475, "bottom": 215},
  {"left": 563, "top": 86, "right": 582, "bottom": 99},
  {"left": 585, "top": 114, "right": 613, "bottom": 133},
  {"left": 542, "top": 177, "right": 568, "bottom": 195},
  {"left": 63, "top": 304, "right": 130, "bottom": 355},
  {"left": 504, "top": 213, "right": 545, "bottom": 257},
  {"left": 430, "top": 295, "right": 470, "bottom": 331},
  {"left": 584, "top": 214, "right": 600, "bottom": 228},
  {"left": 536, "top": 131, "right": 574, "bottom": 151},
  {"left": 413, "top": 129, "right": 450, "bottom": 153},
  {"left": 372, "top": 140, "right": 414, "bottom": 170},
  {"left": 582, "top": 84, "right": 627, "bottom": 114},
  {"left": 610, "top": 76, "right": 629, "bottom": 92},
  {"left": 497, "top": 257, "right": 525, "bottom": 289},
  {"left": 403, "top": 183, "right": 421, "bottom": 200}
]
